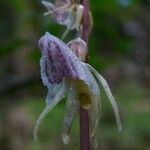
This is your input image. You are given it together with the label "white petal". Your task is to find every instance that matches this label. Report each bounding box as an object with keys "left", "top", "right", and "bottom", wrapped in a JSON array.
[
  {"left": 80, "top": 64, "right": 101, "bottom": 138},
  {"left": 33, "top": 97, "right": 62, "bottom": 142},
  {"left": 86, "top": 63, "right": 122, "bottom": 132},
  {"left": 62, "top": 85, "right": 79, "bottom": 144},
  {"left": 88, "top": 94, "right": 100, "bottom": 138},
  {"left": 41, "top": 1, "right": 54, "bottom": 11},
  {"left": 81, "top": 63, "right": 100, "bottom": 96},
  {"left": 75, "top": 4, "right": 84, "bottom": 30}
]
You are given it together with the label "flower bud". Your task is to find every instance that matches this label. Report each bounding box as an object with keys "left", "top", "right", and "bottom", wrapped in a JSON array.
[{"left": 67, "top": 38, "right": 87, "bottom": 62}]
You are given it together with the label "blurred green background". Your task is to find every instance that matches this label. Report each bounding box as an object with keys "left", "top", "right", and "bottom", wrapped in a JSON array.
[{"left": 0, "top": 0, "right": 150, "bottom": 150}]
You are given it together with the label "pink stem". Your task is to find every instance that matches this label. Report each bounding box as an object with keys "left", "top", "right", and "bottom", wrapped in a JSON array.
[
  {"left": 80, "top": 0, "right": 91, "bottom": 150},
  {"left": 80, "top": 107, "right": 91, "bottom": 150}
]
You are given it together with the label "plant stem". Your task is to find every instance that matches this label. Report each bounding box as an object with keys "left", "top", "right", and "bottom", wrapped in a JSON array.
[
  {"left": 81, "top": 0, "right": 91, "bottom": 43},
  {"left": 80, "top": 0, "right": 91, "bottom": 150},
  {"left": 80, "top": 107, "right": 91, "bottom": 150}
]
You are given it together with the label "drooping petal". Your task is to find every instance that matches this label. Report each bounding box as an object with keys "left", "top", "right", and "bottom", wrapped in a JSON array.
[
  {"left": 33, "top": 53, "right": 67, "bottom": 142},
  {"left": 34, "top": 57, "right": 67, "bottom": 142},
  {"left": 88, "top": 94, "right": 100, "bottom": 150},
  {"left": 86, "top": 63, "right": 122, "bottom": 132},
  {"left": 33, "top": 97, "right": 62, "bottom": 142},
  {"left": 81, "top": 63, "right": 100, "bottom": 97},
  {"left": 33, "top": 49, "right": 67, "bottom": 143},
  {"left": 41, "top": 1, "right": 55, "bottom": 12},
  {"left": 80, "top": 63, "right": 100, "bottom": 136},
  {"left": 88, "top": 95, "right": 100, "bottom": 136},
  {"left": 62, "top": 85, "right": 79, "bottom": 144}
]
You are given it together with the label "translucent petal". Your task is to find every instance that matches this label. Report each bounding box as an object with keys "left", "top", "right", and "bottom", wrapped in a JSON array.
[
  {"left": 42, "top": 0, "right": 71, "bottom": 26},
  {"left": 81, "top": 63, "right": 100, "bottom": 96},
  {"left": 62, "top": 85, "right": 79, "bottom": 144},
  {"left": 86, "top": 63, "right": 122, "bottom": 132},
  {"left": 88, "top": 95, "right": 100, "bottom": 150},
  {"left": 41, "top": 1, "right": 54, "bottom": 11},
  {"left": 88, "top": 94, "right": 100, "bottom": 138},
  {"left": 80, "top": 63, "right": 101, "bottom": 139},
  {"left": 33, "top": 97, "right": 62, "bottom": 142},
  {"left": 41, "top": 1, "right": 83, "bottom": 31},
  {"left": 75, "top": 4, "right": 84, "bottom": 30}
]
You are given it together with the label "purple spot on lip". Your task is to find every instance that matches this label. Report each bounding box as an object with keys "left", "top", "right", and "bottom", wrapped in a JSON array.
[
  {"left": 45, "top": 53, "right": 64, "bottom": 84},
  {"left": 48, "top": 53, "right": 54, "bottom": 63},
  {"left": 48, "top": 41, "right": 51, "bottom": 47},
  {"left": 55, "top": 43, "right": 60, "bottom": 49},
  {"left": 38, "top": 42, "right": 43, "bottom": 50}
]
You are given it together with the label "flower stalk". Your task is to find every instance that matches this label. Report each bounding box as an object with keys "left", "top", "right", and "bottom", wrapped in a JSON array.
[
  {"left": 80, "top": 107, "right": 91, "bottom": 150},
  {"left": 80, "top": 0, "right": 92, "bottom": 149}
]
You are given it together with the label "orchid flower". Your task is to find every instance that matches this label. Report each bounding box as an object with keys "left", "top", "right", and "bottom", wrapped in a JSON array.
[
  {"left": 33, "top": 32, "right": 122, "bottom": 144},
  {"left": 41, "top": 0, "right": 84, "bottom": 38},
  {"left": 41, "top": 0, "right": 84, "bottom": 30}
]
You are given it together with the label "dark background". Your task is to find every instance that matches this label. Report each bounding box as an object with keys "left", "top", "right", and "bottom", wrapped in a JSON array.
[{"left": 0, "top": 0, "right": 150, "bottom": 150}]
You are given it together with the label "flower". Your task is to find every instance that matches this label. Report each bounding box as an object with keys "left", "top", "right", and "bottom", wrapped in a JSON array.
[
  {"left": 41, "top": 0, "right": 84, "bottom": 32},
  {"left": 33, "top": 32, "right": 122, "bottom": 144}
]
